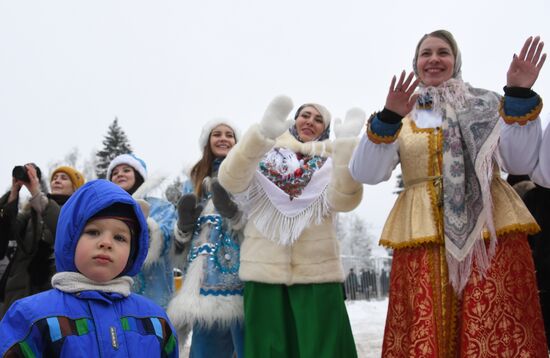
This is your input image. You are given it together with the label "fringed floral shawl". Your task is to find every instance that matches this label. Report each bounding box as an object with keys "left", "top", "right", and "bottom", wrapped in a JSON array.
[
  {"left": 413, "top": 79, "right": 502, "bottom": 293},
  {"left": 236, "top": 130, "right": 333, "bottom": 245}
]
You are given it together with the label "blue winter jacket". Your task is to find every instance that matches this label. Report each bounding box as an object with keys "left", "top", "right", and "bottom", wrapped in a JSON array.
[
  {"left": 132, "top": 196, "right": 176, "bottom": 308},
  {"left": 0, "top": 180, "right": 178, "bottom": 357}
]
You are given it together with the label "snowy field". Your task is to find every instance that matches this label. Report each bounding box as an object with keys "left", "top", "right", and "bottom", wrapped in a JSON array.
[
  {"left": 180, "top": 298, "right": 389, "bottom": 357},
  {"left": 347, "top": 299, "right": 388, "bottom": 358}
]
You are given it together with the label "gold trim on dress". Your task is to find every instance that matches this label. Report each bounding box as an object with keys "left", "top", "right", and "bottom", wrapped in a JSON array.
[
  {"left": 483, "top": 222, "right": 541, "bottom": 239},
  {"left": 380, "top": 234, "right": 442, "bottom": 249}
]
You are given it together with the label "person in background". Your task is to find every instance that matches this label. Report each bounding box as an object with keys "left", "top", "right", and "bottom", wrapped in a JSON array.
[
  {"left": 344, "top": 268, "right": 359, "bottom": 300},
  {"left": 349, "top": 30, "right": 548, "bottom": 355},
  {"left": 107, "top": 153, "right": 177, "bottom": 308},
  {"left": 506, "top": 174, "right": 535, "bottom": 199},
  {"left": 0, "top": 164, "right": 84, "bottom": 317},
  {"left": 0, "top": 179, "right": 178, "bottom": 357},
  {"left": 218, "top": 96, "right": 365, "bottom": 357},
  {"left": 167, "top": 119, "right": 244, "bottom": 358},
  {"left": 508, "top": 173, "right": 550, "bottom": 348}
]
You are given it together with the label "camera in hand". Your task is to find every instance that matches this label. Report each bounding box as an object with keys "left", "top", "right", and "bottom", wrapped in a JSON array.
[{"left": 12, "top": 164, "right": 42, "bottom": 183}]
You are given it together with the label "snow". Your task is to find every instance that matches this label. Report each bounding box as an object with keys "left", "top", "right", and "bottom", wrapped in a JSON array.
[
  {"left": 179, "top": 298, "right": 389, "bottom": 357},
  {"left": 347, "top": 299, "right": 388, "bottom": 358}
]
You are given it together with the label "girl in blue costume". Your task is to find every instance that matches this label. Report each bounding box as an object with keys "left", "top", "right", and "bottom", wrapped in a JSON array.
[
  {"left": 167, "top": 119, "right": 244, "bottom": 358},
  {"left": 0, "top": 179, "right": 178, "bottom": 357},
  {"left": 107, "top": 154, "right": 177, "bottom": 308}
]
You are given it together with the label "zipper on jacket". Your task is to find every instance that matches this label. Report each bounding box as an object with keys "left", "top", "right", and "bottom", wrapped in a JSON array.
[{"left": 110, "top": 326, "right": 119, "bottom": 349}]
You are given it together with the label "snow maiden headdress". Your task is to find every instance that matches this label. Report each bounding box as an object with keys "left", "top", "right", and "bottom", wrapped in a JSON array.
[
  {"left": 238, "top": 103, "right": 333, "bottom": 245},
  {"left": 413, "top": 30, "right": 503, "bottom": 293}
]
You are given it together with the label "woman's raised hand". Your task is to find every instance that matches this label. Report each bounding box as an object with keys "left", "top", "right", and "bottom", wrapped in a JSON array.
[
  {"left": 259, "top": 95, "right": 294, "bottom": 139},
  {"left": 507, "top": 36, "right": 546, "bottom": 89},
  {"left": 384, "top": 71, "right": 420, "bottom": 117},
  {"left": 8, "top": 177, "right": 23, "bottom": 203},
  {"left": 23, "top": 164, "right": 41, "bottom": 197}
]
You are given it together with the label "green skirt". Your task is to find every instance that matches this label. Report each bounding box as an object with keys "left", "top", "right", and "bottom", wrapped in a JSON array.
[{"left": 244, "top": 281, "right": 357, "bottom": 358}]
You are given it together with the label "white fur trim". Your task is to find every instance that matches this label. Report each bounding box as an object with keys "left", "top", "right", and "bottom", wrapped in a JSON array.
[
  {"left": 132, "top": 174, "right": 167, "bottom": 200},
  {"left": 166, "top": 255, "right": 243, "bottom": 330},
  {"left": 107, "top": 154, "right": 147, "bottom": 180},
  {"left": 198, "top": 118, "right": 242, "bottom": 150},
  {"left": 142, "top": 217, "right": 162, "bottom": 267}
]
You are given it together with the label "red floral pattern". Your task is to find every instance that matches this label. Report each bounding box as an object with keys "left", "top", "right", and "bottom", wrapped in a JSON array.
[{"left": 382, "top": 233, "right": 548, "bottom": 357}]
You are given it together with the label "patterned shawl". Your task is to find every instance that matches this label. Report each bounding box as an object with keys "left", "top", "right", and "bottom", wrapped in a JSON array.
[
  {"left": 236, "top": 127, "right": 332, "bottom": 245},
  {"left": 414, "top": 79, "right": 502, "bottom": 293}
]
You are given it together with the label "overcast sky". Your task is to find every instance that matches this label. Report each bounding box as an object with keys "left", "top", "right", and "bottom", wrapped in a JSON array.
[{"left": 1, "top": 0, "right": 549, "bottom": 240}]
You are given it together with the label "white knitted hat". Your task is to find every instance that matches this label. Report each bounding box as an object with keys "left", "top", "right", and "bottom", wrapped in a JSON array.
[
  {"left": 295, "top": 103, "right": 332, "bottom": 128},
  {"left": 107, "top": 154, "right": 148, "bottom": 180},
  {"left": 198, "top": 118, "right": 241, "bottom": 150}
]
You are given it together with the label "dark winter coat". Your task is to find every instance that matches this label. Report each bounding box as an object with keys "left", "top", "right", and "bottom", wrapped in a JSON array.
[
  {"left": 0, "top": 180, "right": 178, "bottom": 357},
  {"left": 523, "top": 184, "right": 550, "bottom": 347},
  {"left": 0, "top": 191, "right": 60, "bottom": 317}
]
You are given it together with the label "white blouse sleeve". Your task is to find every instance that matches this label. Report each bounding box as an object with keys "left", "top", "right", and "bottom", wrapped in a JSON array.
[
  {"left": 530, "top": 121, "right": 550, "bottom": 188},
  {"left": 348, "top": 133, "right": 400, "bottom": 185},
  {"left": 498, "top": 118, "right": 542, "bottom": 175}
]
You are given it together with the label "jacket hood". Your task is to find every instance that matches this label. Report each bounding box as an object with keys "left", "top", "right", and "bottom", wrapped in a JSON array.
[{"left": 54, "top": 179, "right": 149, "bottom": 277}]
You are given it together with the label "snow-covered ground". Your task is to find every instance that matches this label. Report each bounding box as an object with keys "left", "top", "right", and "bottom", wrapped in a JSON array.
[
  {"left": 347, "top": 298, "right": 388, "bottom": 358},
  {"left": 180, "top": 298, "right": 389, "bottom": 357}
]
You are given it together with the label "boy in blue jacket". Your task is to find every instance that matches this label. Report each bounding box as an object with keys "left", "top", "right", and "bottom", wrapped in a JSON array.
[{"left": 0, "top": 179, "right": 178, "bottom": 357}]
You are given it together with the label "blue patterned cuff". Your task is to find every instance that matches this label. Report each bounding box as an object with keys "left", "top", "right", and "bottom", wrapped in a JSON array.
[
  {"left": 370, "top": 114, "right": 402, "bottom": 137},
  {"left": 502, "top": 95, "right": 541, "bottom": 117}
]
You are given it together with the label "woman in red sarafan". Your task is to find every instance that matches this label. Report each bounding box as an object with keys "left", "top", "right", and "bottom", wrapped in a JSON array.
[{"left": 349, "top": 30, "right": 548, "bottom": 356}]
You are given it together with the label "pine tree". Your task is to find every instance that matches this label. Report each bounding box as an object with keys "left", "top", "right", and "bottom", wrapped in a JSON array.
[{"left": 95, "top": 118, "right": 133, "bottom": 179}]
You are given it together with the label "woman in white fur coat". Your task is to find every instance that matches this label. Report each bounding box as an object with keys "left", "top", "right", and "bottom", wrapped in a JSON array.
[
  {"left": 167, "top": 119, "right": 244, "bottom": 358},
  {"left": 218, "top": 96, "right": 365, "bottom": 358},
  {"left": 107, "top": 153, "right": 177, "bottom": 309}
]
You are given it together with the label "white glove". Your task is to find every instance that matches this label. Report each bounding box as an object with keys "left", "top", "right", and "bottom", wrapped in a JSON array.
[
  {"left": 334, "top": 107, "right": 366, "bottom": 138},
  {"left": 259, "top": 95, "right": 294, "bottom": 139}
]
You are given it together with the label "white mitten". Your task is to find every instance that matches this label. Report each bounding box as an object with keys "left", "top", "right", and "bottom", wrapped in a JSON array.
[
  {"left": 334, "top": 107, "right": 366, "bottom": 138},
  {"left": 259, "top": 95, "right": 294, "bottom": 139}
]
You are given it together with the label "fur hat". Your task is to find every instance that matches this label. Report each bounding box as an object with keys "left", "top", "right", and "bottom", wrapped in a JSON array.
[
  {"left": 107, "top": 154, "right": 148, "bottom": 181},
  {"left": 294, "top": 103, "right": 332, "bottom": 128},
  {"left": 50, "top": 166, "right": 85, "bottom": 189},
  {"left": 198, "top": 118, "right": 241, "bottom": 150}
]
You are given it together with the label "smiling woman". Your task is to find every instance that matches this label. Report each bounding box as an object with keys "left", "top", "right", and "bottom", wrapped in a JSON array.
[
  {"left": 217, "top": 96, "right": 366, "bottom": 357},
  {"left": 415, "top": 36, "right": 456, "bottom": 87},
  {"left": 349, "top": 30, "right": 548, "bottom": 356},
  {"left": 167, "top": 118, "right": 245, "bottom": 357},
  {"left": 210, "top": 124, "right": 236, "bottom": 158},
  {"left": 294, "top": 105, "right": 326, "bottom": 142},
  {"left": 106, "top": 153, "right": 177, "bottom": 310}
]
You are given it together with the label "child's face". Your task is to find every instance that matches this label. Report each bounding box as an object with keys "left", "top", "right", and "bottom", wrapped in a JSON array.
[{"left": 74, "top": 218, "right": 131, "bottom": 282}]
